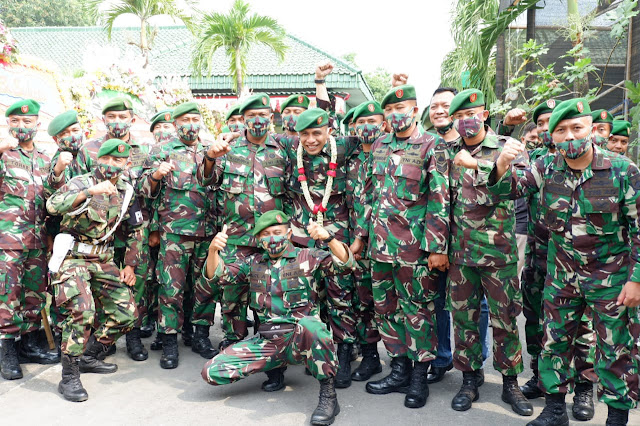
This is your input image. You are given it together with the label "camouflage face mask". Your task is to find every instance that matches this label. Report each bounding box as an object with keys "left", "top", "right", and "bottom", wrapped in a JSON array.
[
  {"left": 153, "top": 130, "right": 174, "bottom": 144},
  {"left": 95, "top": 163, "right": 124, "bottom": 181},
  {"left": 355, "top": 123, "right": 383, "bottom": 144},
  {"left": 228, "top": 123, "right": 245, "bottom": 133},
  {"left": 58, "top": 133, "right": 84, "bottom": 153},
  {"left": 106, "top": 121, "right": 132, "bottom": 138},
  {"left": 177, "top": 123, "right": 201, "bottom": 142},
  {"left": 9, "top": 126, "right": 37, "bottom": 143},
  {"left": 453, "top": 114, "right": 484, "bottom": 139},
  {"left": 556, "top": 133, "right": 592, "bottom": 160},
  {"left": 593, "top": 134, "right": 609, "bottom": 148},
  {"left": 386, "top": 109, "right": 415, "bottom": 133},
  {"left": 246, "top": 116, "right": 270, "bottom": 138},
  {"left": 260, "top": 234, "right": 288, "bottom": 256},
  {"left": 525, "top": 140, "right": 539, "bottom": 151},
  {"left": 539, "top": 131, "right": 555, "bottom": 149},
  {"left": 282, "top": 114, "right": 298, "bottom": 132}
]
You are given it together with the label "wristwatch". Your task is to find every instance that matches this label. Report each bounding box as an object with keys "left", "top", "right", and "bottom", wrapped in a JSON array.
[
  {"left": 314, "top": 79, "right": 325, "bottom": 84},
  {"left": 82, "top": 188, "right": 91, "bottom": 198},
  {"left": 324, "top": 231, "right": 335, "bottom": 244},
  {"left": 204, "top": 151, "right": 217, "bottom": 162}
]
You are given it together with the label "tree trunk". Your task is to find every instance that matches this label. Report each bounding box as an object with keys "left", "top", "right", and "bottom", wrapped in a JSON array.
[
  {"left": 141, "top": 18, "right": 149, "bottom": 68},
  {"left": 235, "top": 53, "right": 243, "bottom": 97}
]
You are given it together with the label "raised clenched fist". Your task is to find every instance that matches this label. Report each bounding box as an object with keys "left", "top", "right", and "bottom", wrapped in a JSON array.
[
  {"left": 316, "top": 62, "right": 334, "bottom": 80},
  {"left": 89, "top": 180, "right": 118, "bottom": 196},
  {"left": 152, "top": 161, "right": 174, "bottom": 181}
]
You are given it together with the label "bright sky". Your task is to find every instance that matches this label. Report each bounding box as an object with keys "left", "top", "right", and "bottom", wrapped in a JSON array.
[{"left": 114, "top": 0, "right": 457, "bottom": 108}]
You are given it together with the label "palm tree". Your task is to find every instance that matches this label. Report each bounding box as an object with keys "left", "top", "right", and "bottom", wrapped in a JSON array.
[
  {"left": 84, "top": 0, "right": 195, "bottom": 68},
  {"left": 191, "top": 0, "right": 288, "bottom": 96}
]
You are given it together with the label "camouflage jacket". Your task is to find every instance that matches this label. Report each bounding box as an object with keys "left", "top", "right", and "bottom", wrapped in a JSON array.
[
  {"left": 140, "top": 137, "right": 215, "bottom": 237},
  {"left": 46, "top": 172, "right": 143, "bottom": 267},
  {"left": 348, "top": 147, "right": 369, "bottom": 247},
  {"left": 0, "top": 145, "right": 63, "bottom": 250},
  {"left": 204, "top": 241, "right": 354, "bottom": 325},
  {"left": 489, "top": 146, "right": 640, "bottom": 284},
  {"left": 357, "top": 126, "right": 450, "bottom": 264},
  {"left": 51, "top": 149, "right": 83, "bottom": 182},
  {"left": 526, "top": 147, "right": 553, "bottom": 248},
  {"left": 197, "top": 133, "right": 288, "bottom": 247},
  {"left": 449, "top": 129, "right": 527, "bottom": 267},
  {"left": 281, "top": 135, "right": 359, "bottom": 248}
]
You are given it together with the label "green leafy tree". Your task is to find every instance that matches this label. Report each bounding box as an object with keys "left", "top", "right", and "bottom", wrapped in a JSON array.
[
  {"left": 365, "top": 68, "right": 392, "bottom": 103},
  {"left": 84, "top": 0, "right": 195, "bottom": 68},
  {"left": 191, "top": 0, "right": 288, "bottom": 96},
  {"left": 0, "top": 0, "right": 95, "bottom": 27}
]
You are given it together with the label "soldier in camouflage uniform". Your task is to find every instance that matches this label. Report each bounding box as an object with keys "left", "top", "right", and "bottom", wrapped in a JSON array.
[
  {"left": 0, "top": 100, "right": 62, "bottom": 380},
  {"left": 140, "top": 102, "right": 218, "bottom": 369},
  {"left": 198, "top": 93, "right": 289, "bottom": 391},
  {"left": 485, "top": 98, "right": 640, "bottom": 426},
  {"left": 224, "top": 104, "right": 244, "bottom": 133},
  {"left": 200, "top": 210, "right": 353, "bottom": 426},
  {"left": 591, "top": 109, "right": 613, "bottom": 147},
  {"left": 447, "top": 89, "right": 532, "bottom": 416},
  {"left": 607, "top": 120, "right": 632, "bottom": 156},
  {"left": 279, "top": 94, "right": 310, "bottom": 136},
  {"left": 47, "top": 139, "right": 141, "bottom": 402},
  {"left": 354, "top": 85, "right": 449, "bottom": 409}
]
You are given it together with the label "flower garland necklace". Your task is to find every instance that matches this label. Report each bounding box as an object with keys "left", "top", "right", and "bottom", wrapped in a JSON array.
[{"left": 297, "top": 135, "right": 337, "bottom": 223}]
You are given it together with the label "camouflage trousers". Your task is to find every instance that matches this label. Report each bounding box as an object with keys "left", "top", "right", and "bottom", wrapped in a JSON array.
[
  {"left": 201, "top": 316, "right": 337, "bottom": 385},
  {"left": 114, "top": 241, "right": 150, "bottom": 328},
  {"left": 52, "top": 253, "right": 136, "bottom": 356},
  {"left": 218, "top": 245, "right": 259, "bottom": 342},
  {"left": 371, "top": 261, "right": 437, "bottom": 362},
  {"left": 0, "top": 249, "right": 47, "bottom": 338},
  {"left": 157, "top": 232, "right": 214, "bottom": 334},
  {"left": 538, "top": 274, "right": 639, "bottom": 410},
  {"left": 353, "top": 259, "right": 380, "bottom": 345},
  {"left": 326, "top": 273, "right": 356, "bottom": 344},
  {"left": 448, "top": 263, "right": 524, "bottom": 376},
  {"left": 144, "top": 244, "right": 160, "bottom": 324}
]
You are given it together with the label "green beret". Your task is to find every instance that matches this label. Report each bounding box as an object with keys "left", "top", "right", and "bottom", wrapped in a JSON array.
[
  {"left": 294, "top": 108, "right": 329, "bottom": 132},
  {"left": 172, "top": 102, "right": 200, "bottom": 119},
  {"left": 101, "top": 96, "right": 134, "bottom": 115},
  {"left": 342, "top": 108, "right": 355, "bottom": 126},
  {"left": 532, "top": 99, "right": 562, "bottom": 124},
  {"left": 239, "top": 93, "right": 271, "bottom": 114},
  {"left": 281, "top": 94, "right": 310, "bottom": 112},
  {"left": 549, "top": 98, "right": 591, "bottom": 134},
  {"left": 611, "top": 120, "right": 631, "bottom": 137},
  {"left": 5, "top": 99, "right": 40, "bottom": 117},
  {"left": 352, "top": 101, "right": 384, "bottom": 122},
  {"left": 590, "top": 109, "right": 613, "bottom": 125},
  {"left": 149, "top": 109, "right": 174, "bottom": 132},
  {"left": 47, "top": 110, "right": 78, "bottom": 136},
  {"left": 449, "top": 89, "right": 485, "bottom": 116},
  {"left": 253, "top": 210, "right": 290, "bottom": 236},
  {"left": 97, "top": 139, "right": 131, "bottom": 158},
  {"left": 381, "top": 85, "right": 417, "bottom": 108},
  {"left": 224, "top": 104, "right": 242, "bottom": 121}
]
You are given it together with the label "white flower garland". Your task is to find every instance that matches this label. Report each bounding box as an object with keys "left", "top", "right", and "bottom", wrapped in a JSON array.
[{"left": 296, "top": 135, "right": 337, "bottom": 223}]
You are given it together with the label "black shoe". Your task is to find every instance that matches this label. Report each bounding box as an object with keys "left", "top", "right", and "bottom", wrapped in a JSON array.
[
  {"left": 182, "top": 321, "right": 194, "bottom": 347},
  {"left": 101, "top": 343, "right": 116, "bottom": 359},
  {"left": 526, "top": 393, "right": 569, "bottom": 426},
  {"left": 58, "top": 354, "right": 88, "bottom": 402},
  {"left": 475, "top": 368, "right": 485, "bottom": 387},
  {"left": 502, "top": 374, "right": 534, "bottom": 416},
  {"left": 0, "top": 338, "right": 23, "bottom": 380},
  {"left": 426, "top": 362, "right": 452, "bottom": 384},
  {"left": 18, "top": 331, "right": 60, "bottom": 364},
  {"left": 150, "top": 333, "right": 163, "bottom": 351},
  {"left": 521, "top": 372, "right": 544, "bottom": 399},
  {"left": 351, "top": 343, "right": 382, "bottom": 381},
  {"left": 261, "top": 367, "right": 286, "bottom": 392},
  {"left": 572, "top": 382, "right": 594, "bottom": 421},
  {"left": 451, "top": 370, "right": 480, "bottom": 411},
  {"left": 351, "top": 342, "right": 359, "bottom": 362},
  {"left": 192, "top": 325, "right": 219, "bottom": 359},
  {"left": 606, "top": 405, "right": 629, "bottom": 426},
  {"left": 310, "top": 377, "right": 340, "bottom": 426},
  {"left": 79, "top": 341, "right": 118, "bottom": 374},
  {"left": 365, "top": 356, "right": 412, "bottom": 395},
  {"left": 405, "top": 361, "right": 430, "bottom": 409},
  {"left": 335, "top": 343, "right": 352, "bottom": 389},
  {"left": 160, "top": 333, "right": 179, "bottom": 369},
  {"left": 218, "top": 338, "right": 239, "bottom": 351},
  {"left": 125, "top": 328, "right": 148, "bottom": 361},
  {"left": 140, "top": 319, "right": 155, "bottom": 339},
  {"left": 53, "top": 332, "right": 62, "bottom": 359}
]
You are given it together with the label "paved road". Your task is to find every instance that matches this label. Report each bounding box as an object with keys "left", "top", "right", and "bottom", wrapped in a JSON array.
[{"left": 1, "top": 314, "right": 638, "bottom": 426}]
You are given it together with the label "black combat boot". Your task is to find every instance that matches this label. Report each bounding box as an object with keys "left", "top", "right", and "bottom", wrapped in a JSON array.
[
  {"left": 334, "top": 343, "right": 352, "bottom": 389},
  {"left": 182, "top": 319, "right": 194, "bottom": 347},
  {"left": 606, "top": 405, "right": 629, "bottom": 426},
  {"left": 572, "top": 381, "right": 594, "bottom": 421},
  {"left": 58, "top": 354, "right": 88, "bottom": 402},
  {"left": 405, "top": 361, "right": 430, "bottom": 408},
  {"left": 160, "top": 333, "right": 179, "bottom": 369},
  {"left": 261, "top": 367, "right": 286, "bottom": 392},
  {"left": 351, "top": 343, "right": 382, "bottom": 381},
  {"left": 365, "top": 356, "right": 412, "bottom": 395},
  {"left": 521, "top": 369, "right": 544, "bottom": 399},
  {"left": 0, "top": 338, "right": 23, "bottom": 380},
  {"left": 140, "top": 317, "right": 155, "bottom": 339},
  {"left": 79, "top": 340, "right": 118, "bottom": 374},
  {"left": 53, "top": 332, "right": 62, "bottom": 358},
  {"left": 18, "top": 330, "right": 60, "bottom": 364},
  {"left": 150, "top": 332, "right": 163, "bottom": 350},
  {"left": 125, "top": 328, "right": 148, "bottom": 361},
  {"left": 451, "top": 370, "right": 480, "bottom": 411},
  {"left": 502, "top": 374, "right": 534, "bottom": 416},
  {"left": 191, "top": 325, "right": 219, "bottom": 359},
  {"left": 351, "top": 342, "right": 359, "bottom": 361},
  {"left": 218, "top": 338, "right": 239, "bottom": 351},
  {"left": 526, "top": 393, "right": 569, "bottom": 426},
  {"left": 310, "top": 377, "right": 340, "bottom": 426}
]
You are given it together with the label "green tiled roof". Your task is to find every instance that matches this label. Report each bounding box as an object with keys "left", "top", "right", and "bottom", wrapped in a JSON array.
[{"left": 10, "top": 25, "right": 373, "bottom": 106}]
